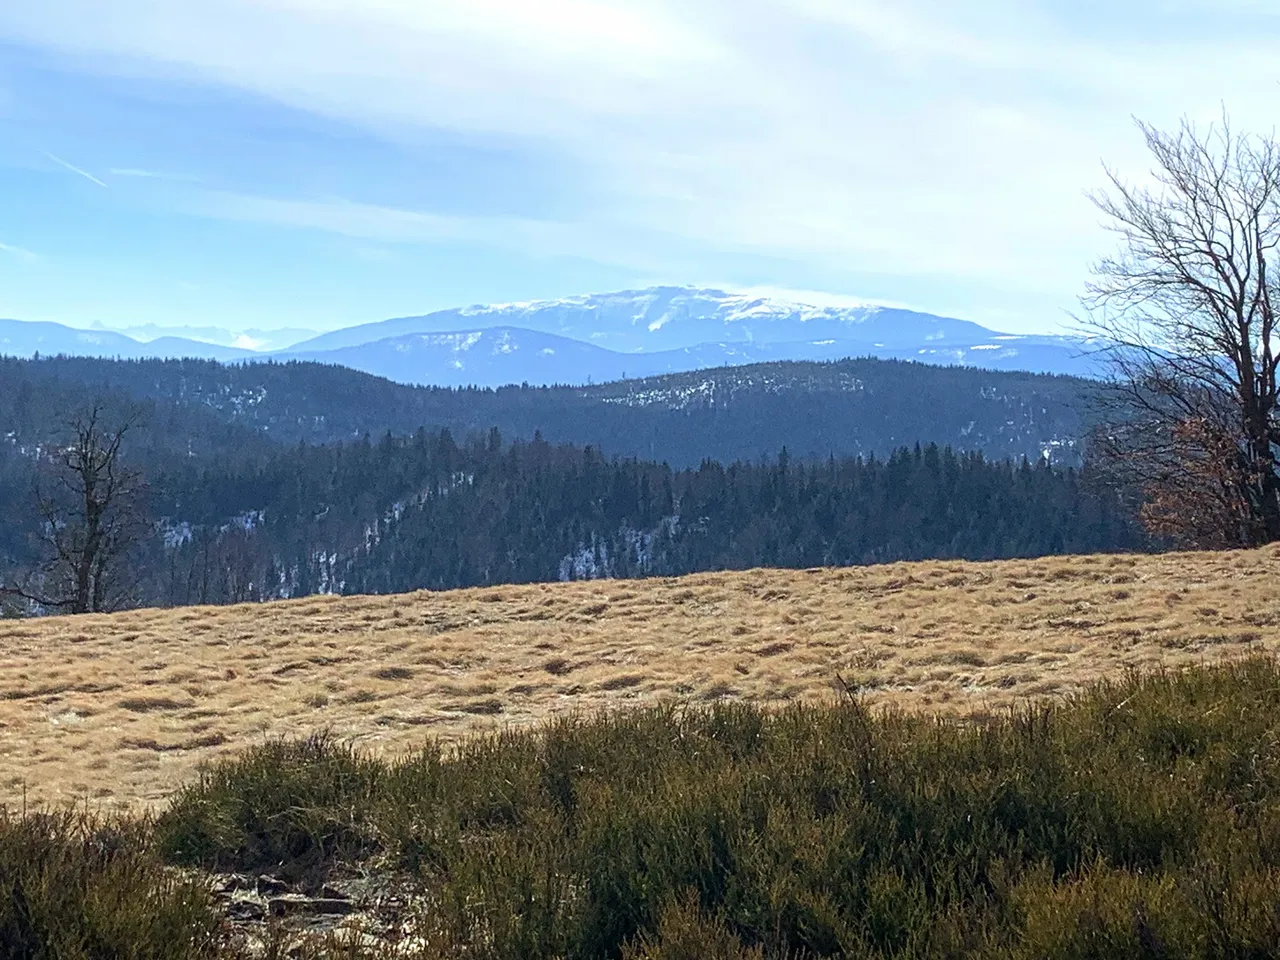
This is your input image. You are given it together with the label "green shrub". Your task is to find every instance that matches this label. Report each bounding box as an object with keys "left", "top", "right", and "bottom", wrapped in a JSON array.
[
  {"left": 0, "top": 810, "right": 223, "bottom": 959},
  {"left": 157, "top": 733, "right": 383, "bottom": 882},
  {"left": 18, "top": 657, "right": 1280, "bottom": 958},
  {"left": 622, "top": 892, "right": 765, "bottom": 960}
]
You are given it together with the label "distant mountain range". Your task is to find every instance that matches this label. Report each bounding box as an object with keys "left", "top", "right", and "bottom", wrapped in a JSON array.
[
  {"left": 0, "top": 319, "right": 259, "bottom": 362},
  {"left": 105, "top": 323, "right": 318, "bottom": 352},
  {"left": 0, "top": 287, "right": 1106, "bottom": 385},
  {"left": 291, "top": 287, "right": 1004, "bottom": 353}
]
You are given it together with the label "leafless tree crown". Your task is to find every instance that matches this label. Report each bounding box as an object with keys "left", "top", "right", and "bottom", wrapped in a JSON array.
[
  {"left": 1084, "top": 116, "right": 1280, "bottom": 548},
  {"left": 1, "top": 404, "right": 149, "bottom": 614}
]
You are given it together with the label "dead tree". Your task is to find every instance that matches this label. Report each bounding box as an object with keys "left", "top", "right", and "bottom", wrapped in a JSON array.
[
  {"left": 1083, "top": 115, "right": 1280, "bottom": 548},
  {"left": 1, "top": 405, "right": 149, "bottom": 613}
]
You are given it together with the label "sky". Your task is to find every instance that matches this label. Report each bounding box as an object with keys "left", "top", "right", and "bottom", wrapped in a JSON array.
[{"left": 1, "top": 1, "right": 1279, "bottom": 337}]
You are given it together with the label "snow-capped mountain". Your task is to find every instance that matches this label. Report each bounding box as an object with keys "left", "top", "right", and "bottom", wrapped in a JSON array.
[
  {"left": 0, "top": 288, "right": 1102, "bottom": 386},
  {"left": 282, "top": 287, "right": 1100, "bottom": 386},
  {"left": 289, "top": 286, "right": 1005, "bottom": 355}
]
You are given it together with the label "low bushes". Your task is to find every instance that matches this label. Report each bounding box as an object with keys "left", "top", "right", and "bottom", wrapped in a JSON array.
[
  {"left": 0, "top": 810, "right": 222, "bottom": 959},
  {"left": 8, "top": 657, "right": 1280, "bottom": 957},
  {"left": 154, "top": 656, "right": 1280, "bottom": 958}
]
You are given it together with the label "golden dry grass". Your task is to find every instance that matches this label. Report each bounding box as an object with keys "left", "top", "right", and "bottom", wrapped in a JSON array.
[{"left": 2, "top": 546, "right": 1279, "bottom": 810}]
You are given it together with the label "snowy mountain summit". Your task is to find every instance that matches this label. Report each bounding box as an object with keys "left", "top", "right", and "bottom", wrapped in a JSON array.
[
  {"left": 294, "top": 286, "right": 1000, "bottom": 355},
  {"left": 0, "top": 287, "right": 1099, "bottom": 388},
  {"left": 278, "top": 286, "right": 1097, "bottom": 386}
]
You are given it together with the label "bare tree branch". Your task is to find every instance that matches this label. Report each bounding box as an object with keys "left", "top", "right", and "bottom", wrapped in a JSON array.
[
  {"left": 2, "top": 403, "right": 151, "bottom": 614},
  {"left": 1082, "top": 114, "right": 1280, "bottom": 549}
]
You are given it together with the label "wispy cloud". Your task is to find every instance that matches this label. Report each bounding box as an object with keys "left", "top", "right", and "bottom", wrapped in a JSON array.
[
  {"left": 0, "top": 241, "right": 39, "bottom": 260},
  {"left": 42, "top": 150, "right": 107, "bottom": 187},
  {"left": 109, "top": 167, "right": 201, "bottom": 182},
  {"left": 188, "top": 191, "right": 563, "bottom": 246},
  {"left": 176, "top": 190, "right": 671, "bottom": 270},
  {"left": 5, "top": 1, "right": 1280, "bottom": 323}
]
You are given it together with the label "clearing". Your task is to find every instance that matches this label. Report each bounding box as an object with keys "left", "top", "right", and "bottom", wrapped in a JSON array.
[{"left": 1, "top": 546, "right": 1277, "bottom": 809}]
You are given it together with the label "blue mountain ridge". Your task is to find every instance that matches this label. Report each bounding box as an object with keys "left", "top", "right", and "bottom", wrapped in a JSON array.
[{"left": 0, "top": 288, "right": 1103, "bottom": 386}]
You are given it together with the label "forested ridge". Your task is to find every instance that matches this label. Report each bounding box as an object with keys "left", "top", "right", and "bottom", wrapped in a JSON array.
[
  {"left": 144, "top": 430, "right": 1138, "bottom": 605},
  {"left": 0, "top": 353, "right": 1139, "bottom": 611},
  {"left": 1, "top": 354, "right": 1095, "bottom": 466}
]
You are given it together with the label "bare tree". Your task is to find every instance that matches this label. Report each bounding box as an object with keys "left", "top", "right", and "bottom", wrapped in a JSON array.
[
  {"left": 1083, "top": 115, "right": 1280, "bottom": 548},
  {"left": 1, "top": 405, "right": 149, "bottom": 613}
]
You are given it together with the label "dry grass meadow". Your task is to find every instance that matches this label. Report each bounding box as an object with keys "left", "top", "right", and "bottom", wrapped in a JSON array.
[{"left": 3, "top": 546, "right": 1279, "bottom": 810}]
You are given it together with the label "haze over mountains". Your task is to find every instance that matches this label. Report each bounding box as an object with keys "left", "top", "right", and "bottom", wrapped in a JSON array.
[
  {"left": 1, "top": 287, "right": 1102, "bottom": 386},
  {"left": 104, "top": 323, "right": 319, "bottom": 353},
  {"left": 0, "top": 319, "right": 258, "bottom": 363}
]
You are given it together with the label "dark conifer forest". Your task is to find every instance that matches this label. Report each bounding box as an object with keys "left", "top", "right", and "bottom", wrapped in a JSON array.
[
  {"left": 0, "top": 354, "right": 1140, "bottom": 610},
  {"left": 0, "top": 354, "right": 1095, "bottom": 466}
]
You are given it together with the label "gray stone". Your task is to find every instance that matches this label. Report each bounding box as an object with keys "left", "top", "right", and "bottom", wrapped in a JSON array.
[{"left": 268, "top": 895, "right": 357, "bottom": 917}]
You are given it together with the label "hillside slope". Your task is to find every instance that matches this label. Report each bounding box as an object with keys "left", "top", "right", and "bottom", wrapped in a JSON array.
[
  {"left": 2, "top": 546, "right": 1275, "bottom": 809},
  {"left": 280, "top": 328, "right": 1103, "bottom": 386},
  {"left": 4, "top": 354, "right": 1098, "bottom": 467}
]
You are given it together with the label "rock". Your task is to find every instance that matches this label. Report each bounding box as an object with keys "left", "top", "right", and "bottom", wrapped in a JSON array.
[
  {"left": 256, "top": 874, "right": 291, "bottom": 896},
  {"left": 310, "top": 898, "right": 358, "bottom": 916},
  {"left": 216, "top": 873, "right": 255, "bottom": 894},
  {"left": 268, "top": 895, "right": 357, "bottom": 917},
  {"left": 226, "top": 898, "right": 267, "bottom": 921}
]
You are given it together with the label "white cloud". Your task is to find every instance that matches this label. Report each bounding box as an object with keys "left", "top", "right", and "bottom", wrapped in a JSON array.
[
  {"left": 791, "top": 0, "right": 1018, "bottom": 67},
  {"left": 4, "top": 1, "right": 1280, "bottom": 319}
]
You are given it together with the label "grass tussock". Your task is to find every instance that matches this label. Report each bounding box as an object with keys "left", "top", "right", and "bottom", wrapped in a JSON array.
[
  {"left": 5, "top": 546, "right": 1280, "bottom": 809},
  {"left": 103, "top": 655, "right": 1280, "bottom": 958}
]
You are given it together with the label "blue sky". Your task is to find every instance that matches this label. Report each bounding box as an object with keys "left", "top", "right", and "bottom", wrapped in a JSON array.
[{"left": 1, "top": 1, "right": 1279, "bottom": 336}]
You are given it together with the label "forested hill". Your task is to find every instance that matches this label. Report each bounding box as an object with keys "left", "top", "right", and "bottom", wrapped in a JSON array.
[
  {"left": 1, "top": 354, "right": 1097, "bottom": 468},
  {"left": 9, "top": 430, "right": 1140, "bottom": 609},
  {"left": 0, "top": 354, "right": 1133, "bottom": 612}
]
